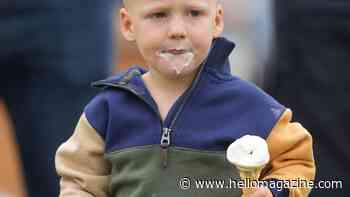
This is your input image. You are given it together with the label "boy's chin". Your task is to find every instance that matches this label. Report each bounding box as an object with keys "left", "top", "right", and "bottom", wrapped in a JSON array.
[
  {"left": 162, "top": 66, "right": 201, "bottom": 80},
  {"left": 147, "top": 61, "right": 202, "bottom": 80}
]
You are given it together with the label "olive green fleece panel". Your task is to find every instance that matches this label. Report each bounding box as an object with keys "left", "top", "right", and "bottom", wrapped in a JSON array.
[{"left": 105, "top": 146, "right": 242, "bottom": 197}]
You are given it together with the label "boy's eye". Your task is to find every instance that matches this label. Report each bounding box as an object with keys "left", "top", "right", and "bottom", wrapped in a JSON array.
[
  {"left": 150, "top": 12, "right": 168, "bottom": 19},
  {"left": 189, "top": 10, "right": 201, "bottom": 17}
]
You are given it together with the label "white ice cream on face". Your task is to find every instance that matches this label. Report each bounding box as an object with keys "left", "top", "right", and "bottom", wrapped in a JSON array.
[
  {"left": 158, "top": 51, "right": 194, "bottom": 75},
  {"left": 226, "top": 135, "right": 270, "bottom": 168}
]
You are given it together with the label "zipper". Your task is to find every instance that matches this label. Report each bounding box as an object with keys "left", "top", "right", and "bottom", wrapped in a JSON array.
[{"left": 160, "top": 127, "right": 172, "bottom": 168}]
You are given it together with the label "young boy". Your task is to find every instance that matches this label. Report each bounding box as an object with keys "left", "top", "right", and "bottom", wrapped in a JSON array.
[{"left": 55, "top": 0, "right": 315, "bottom": 196}]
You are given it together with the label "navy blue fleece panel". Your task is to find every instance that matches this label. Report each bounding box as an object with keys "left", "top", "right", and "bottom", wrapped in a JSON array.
[
  {"left": 84, "top": 92, "right": 109, "bottom": 139},
  {"left": 172, "top": 72, "right": 285, "bottom": 151}
]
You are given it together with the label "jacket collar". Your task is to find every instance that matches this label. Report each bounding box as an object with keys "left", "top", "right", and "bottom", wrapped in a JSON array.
[{"left": 206, "top": 37, "right": 235, "bottom": 75}]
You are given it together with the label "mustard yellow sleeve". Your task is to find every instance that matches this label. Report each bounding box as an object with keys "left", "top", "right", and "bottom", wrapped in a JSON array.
[
  {"left": 55, "top": 114, "right": 111, "bottom": 197},
  {"left": 261, "top": 109, "right": 316, "bottom": 197}
]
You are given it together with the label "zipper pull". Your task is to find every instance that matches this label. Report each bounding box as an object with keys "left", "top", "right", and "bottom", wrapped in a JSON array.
[{"left": 160, "top": 128, "right": 172, "bottom": 168}]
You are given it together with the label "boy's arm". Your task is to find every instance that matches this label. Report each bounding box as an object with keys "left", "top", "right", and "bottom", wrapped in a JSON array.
[
  {"left": 261, "top": 109, "right": 316, "bottom": 197},
  {"left": 55, "top": 114, "right": 110, "bottom": 197}
]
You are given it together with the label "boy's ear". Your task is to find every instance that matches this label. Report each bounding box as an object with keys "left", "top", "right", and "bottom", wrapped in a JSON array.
[
  {"left": 120, "top": 8, "right": 136, "bottom": 41},
  {"left": 213, "top": 4, "right": 224, "bottom": 38}
]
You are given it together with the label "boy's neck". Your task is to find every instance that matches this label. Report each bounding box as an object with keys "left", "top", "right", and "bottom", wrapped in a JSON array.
[{"left": 142, "top": 67, "right": 198, "bottom": 97}]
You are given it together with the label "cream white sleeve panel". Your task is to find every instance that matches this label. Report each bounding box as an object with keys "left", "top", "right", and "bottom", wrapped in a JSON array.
[{"left": 55, "top": 114, "right": 110, "bottom": 197}]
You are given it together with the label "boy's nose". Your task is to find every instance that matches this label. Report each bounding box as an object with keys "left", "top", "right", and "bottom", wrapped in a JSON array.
[{"left": 168, "top": 16, "right": 187, "bottom": 40}]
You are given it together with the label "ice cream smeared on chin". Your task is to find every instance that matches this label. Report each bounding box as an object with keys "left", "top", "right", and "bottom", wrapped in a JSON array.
[
  {"left": 157, "top": 48, "right": 194, "bottom": 75},
  {"left": 226, "top": 135, "right": 270, "bottom": 168}
]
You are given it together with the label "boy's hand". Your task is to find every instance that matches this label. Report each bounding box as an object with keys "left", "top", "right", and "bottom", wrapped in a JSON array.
[{"left": 247, "top": 187, "right": 273, "bottom": 197}]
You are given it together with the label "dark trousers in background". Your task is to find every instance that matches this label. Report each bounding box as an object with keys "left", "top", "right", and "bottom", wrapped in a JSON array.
[
  {"left": 0, "top": 0, "right": 116, "bottom": 196},
  {"left": 266, "top": 0, "right": 350, "bottom": 196},
  {"left": 0, "top": 68, "right": 100, "bottom": 196}
]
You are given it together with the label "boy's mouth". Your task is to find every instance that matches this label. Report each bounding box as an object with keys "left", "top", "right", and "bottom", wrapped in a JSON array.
[
  {"left": 157, "top": 49, "right": 194, "bottom": 75},
  {"left": 164, "top": 48, "right": 188, "bottom": 55}
]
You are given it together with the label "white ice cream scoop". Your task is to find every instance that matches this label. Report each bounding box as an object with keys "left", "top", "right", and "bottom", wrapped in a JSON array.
[{"left": 226, "top": 135, "right": 270, "bottom": 168}]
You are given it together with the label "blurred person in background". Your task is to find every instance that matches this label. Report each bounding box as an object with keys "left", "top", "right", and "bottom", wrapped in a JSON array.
[
  {"left": 0, "top": 0, "right": 117, "bottom": 196},
  {"left": 265, "top": 0, "right": 349, "bottom": 196}
]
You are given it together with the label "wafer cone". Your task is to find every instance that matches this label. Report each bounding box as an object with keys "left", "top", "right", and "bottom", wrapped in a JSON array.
[{"left": 236, "top": 165, "right": 265, "bottom": 197}]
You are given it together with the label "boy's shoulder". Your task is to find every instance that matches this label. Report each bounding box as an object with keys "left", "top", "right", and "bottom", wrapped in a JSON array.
[
  {"left": 82, "top": 67, "right": 144, "bottom": 137},
  {"left": 203, "top": 65, "right": 285, "bottom": 114},
  {"left": 229, "top": 75, "right": 282, "bottom": 109},
  {"left": 194, "top": 69, "right": 287, "bottom": 139},
  {"left": 85, "top": 66, "right": 146, "bottom": 106}
]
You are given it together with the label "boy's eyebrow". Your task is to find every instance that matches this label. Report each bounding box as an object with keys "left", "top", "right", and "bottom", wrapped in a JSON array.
[
  {"left": 123, "top": 0, "right": 217, "bottom": 9},
  {"left": 147, "top": 1, "right": 212, "bottom": 10},
  {"left": 123, "top": 0, "right": 220, "bottom": 4}
]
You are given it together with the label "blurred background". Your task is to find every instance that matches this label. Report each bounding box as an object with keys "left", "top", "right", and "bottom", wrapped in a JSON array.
[{"left": 0, "top": 0, "right": 348, "bottom": 196}]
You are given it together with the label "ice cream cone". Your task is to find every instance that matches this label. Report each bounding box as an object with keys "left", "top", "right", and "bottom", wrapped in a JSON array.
[{"left": 226, "top": 135, "right": 270, "bottom": 197}]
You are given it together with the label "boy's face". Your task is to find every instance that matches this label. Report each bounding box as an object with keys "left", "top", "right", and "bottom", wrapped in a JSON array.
[{"left": 120, "top": 0, "right": 224, "bottom": 78}]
